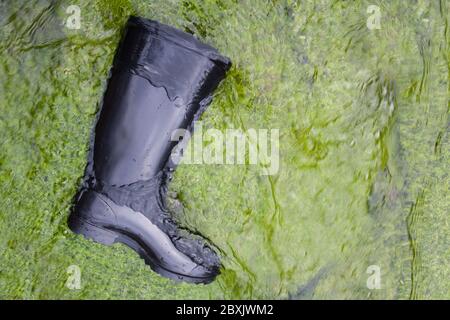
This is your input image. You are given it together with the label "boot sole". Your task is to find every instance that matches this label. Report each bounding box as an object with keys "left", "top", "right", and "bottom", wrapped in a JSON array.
[{"left": 68, "top": 197, "right": 217, "bottom": 284}]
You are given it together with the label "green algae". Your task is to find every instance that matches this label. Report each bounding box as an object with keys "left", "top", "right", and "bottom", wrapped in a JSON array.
[{"left": 0, "top": 0, "right": 448, "bottom": 299}]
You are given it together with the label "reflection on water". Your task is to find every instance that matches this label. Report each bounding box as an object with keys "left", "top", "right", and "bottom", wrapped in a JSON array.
[{"left": 0, "top": 0, "right": 448, "bottom": 299}]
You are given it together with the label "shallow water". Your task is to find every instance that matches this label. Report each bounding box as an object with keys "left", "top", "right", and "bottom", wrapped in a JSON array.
[{"left": 0, "top": 0, "right": 448, "bottom": 299}]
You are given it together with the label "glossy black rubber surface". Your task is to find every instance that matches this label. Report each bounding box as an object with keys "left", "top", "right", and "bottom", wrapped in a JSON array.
[{"left": 68, "top": 16, "right": 231, "bottom": 283}]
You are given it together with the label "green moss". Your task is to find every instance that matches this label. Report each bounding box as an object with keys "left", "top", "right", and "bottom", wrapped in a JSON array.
[{"left": 0, "top": 0, "right": 448, "bottom": 299}]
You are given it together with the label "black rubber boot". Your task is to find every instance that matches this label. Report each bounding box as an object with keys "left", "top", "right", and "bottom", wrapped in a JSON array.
[{"left": 68, "top": 16, "right": 231, "bottom": 284}]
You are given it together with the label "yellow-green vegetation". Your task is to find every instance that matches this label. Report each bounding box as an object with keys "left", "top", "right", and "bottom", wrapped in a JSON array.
[{"left": 0, "top": 0, "right": 448, "bottom": 299}]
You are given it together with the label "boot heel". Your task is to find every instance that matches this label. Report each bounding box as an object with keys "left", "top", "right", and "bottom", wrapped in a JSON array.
[
  {"left": 69, "top": 214, "right": 118, "bottom": 245},
  {"left": 69, "top": 189, "right": 120, "bottom": 245}
]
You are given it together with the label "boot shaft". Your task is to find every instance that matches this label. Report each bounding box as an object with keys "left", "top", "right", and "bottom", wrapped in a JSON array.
[{"left": 94, "top": 16, "right": 231, "bottom": 186}]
